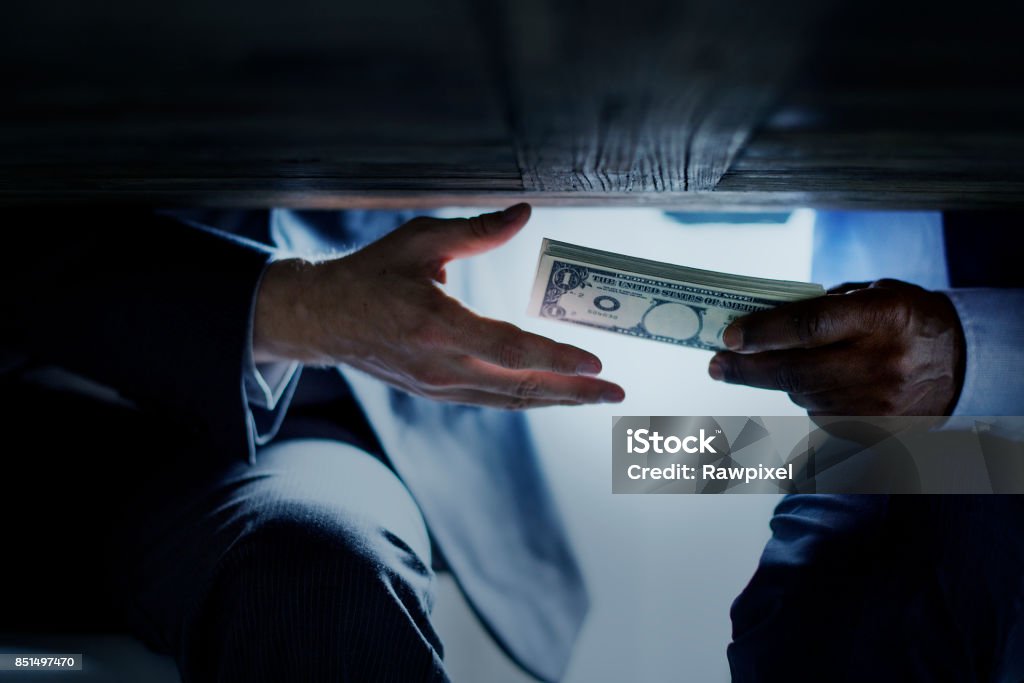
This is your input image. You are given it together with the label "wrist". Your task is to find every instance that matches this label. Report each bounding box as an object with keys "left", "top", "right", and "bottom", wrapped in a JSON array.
[{"left": 252, "top": 257, "right": 322, "bottom": 364}]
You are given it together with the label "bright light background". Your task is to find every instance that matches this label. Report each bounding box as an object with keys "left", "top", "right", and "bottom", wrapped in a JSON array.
[{"left": 432, "top": 207, "right": 816, "bottom": 683}]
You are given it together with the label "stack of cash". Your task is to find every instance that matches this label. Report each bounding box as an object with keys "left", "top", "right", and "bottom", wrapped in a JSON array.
[{"left": 528, "top": 239, "right": 824, "bottom": 351}]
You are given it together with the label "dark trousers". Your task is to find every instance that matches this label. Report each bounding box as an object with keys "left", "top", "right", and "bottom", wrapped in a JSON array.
[
  {"left": 1, "top": 377, "right": 449, "bottom": 683},
  {"left": 729, "top": 494, "right": 1024, "bottom": 683}
]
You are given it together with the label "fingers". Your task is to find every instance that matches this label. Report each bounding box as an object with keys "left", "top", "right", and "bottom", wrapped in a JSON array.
[
  {"left": 402, "top": 204, "right": 532, "bottom": 265},
  {"left": 708, "top": 350, "right": 897, "bottom": 415},
  {"left": 722, "top": 292, "right": 882, "bottom": 353},
  {"left": 439, "top": 389, "right": 604, "bottom": 411},
  {"left": 374, "top": 373, "right": 604, "bottom": 410},
  {"left": 458, "top": 310, "right": 604, "bottom": 375},
  {"left": 405, "top": 356, "right": 624, "bottom": 406},
  {"left": 708, "top": 349, "right": 864, "bottom": 394},
  {"left": 448, "top": 358, "right": 626, "bottom": 404}
]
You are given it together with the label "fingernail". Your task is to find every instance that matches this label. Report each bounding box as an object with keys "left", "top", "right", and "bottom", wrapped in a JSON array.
[
  {"left": 723, "top": 324, "right": 743, "bottom": 351},
  {"left": 601, "top": 387, "right": 625, "bottom": 403},
  {"left": 708, "top": 358, "right": 725, "bottom": 381},
  {"left": 500, "top": 203, "right": 528, "bottom": 223},
  {"left": 576, "top": 359, "right": 602, "bottom": 375}
]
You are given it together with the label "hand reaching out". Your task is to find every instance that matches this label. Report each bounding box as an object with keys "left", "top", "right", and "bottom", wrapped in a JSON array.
[{"left": 253, "top": 204, "right": 625, "bottom": 409}]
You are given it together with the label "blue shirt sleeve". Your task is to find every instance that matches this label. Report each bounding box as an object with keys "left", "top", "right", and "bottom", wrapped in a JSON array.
[{"left": 944, "top": 288, "right": 1024, "bottom": 416}]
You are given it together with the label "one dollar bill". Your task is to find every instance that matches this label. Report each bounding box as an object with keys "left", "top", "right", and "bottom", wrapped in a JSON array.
[{"left": 528, "top": 239, "right": 825, "bottom": 351}]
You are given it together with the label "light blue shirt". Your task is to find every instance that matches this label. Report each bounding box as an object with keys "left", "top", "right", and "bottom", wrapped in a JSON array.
[{"left": 813, "top": 211, "right": 1024, "bottom": 417}]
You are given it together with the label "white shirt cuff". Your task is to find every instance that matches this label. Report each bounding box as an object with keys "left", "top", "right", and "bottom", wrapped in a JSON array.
[{"left": 245, "top": 359, "right": 300, "bottom": 411}]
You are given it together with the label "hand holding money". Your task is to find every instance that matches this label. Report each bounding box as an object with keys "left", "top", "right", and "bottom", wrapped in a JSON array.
[
  {"left": 709, "top": 279, "right": 966, "bottom": 416},
  {"left": 529, "top": 239, "right": 824, "bottom": 350},
  {"left": 254, "top": 206, "right": 625, "bottom": 409}
]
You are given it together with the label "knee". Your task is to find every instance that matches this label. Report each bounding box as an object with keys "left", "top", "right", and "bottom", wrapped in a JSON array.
[
  {"left": 201, "top": 447, "right": 436, "bottom": 626},
  {"left": 183, "top": 503, "right": 441, "bottom": 681},
  {"left": 218, "top": 499, "right": 426, "bottom": 603}
]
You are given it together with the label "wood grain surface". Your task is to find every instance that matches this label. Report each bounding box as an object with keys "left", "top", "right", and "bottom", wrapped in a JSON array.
[{"left": 2, "top": 0, "right": 1021, "bottom": 208}]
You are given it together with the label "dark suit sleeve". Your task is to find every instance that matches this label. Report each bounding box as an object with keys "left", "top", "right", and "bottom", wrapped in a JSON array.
[{"left": 3, "top": 208, "right": 275, "bottom": 462}]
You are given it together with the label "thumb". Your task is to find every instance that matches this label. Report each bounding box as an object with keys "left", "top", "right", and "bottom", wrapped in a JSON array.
[{"left": 411, "top": 203, "right": 532, "bottom": 264}]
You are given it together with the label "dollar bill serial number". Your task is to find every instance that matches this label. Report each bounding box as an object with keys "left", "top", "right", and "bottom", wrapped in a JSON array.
[{"left": 15, "top": 655, "right": 77, "bottom": 668}]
